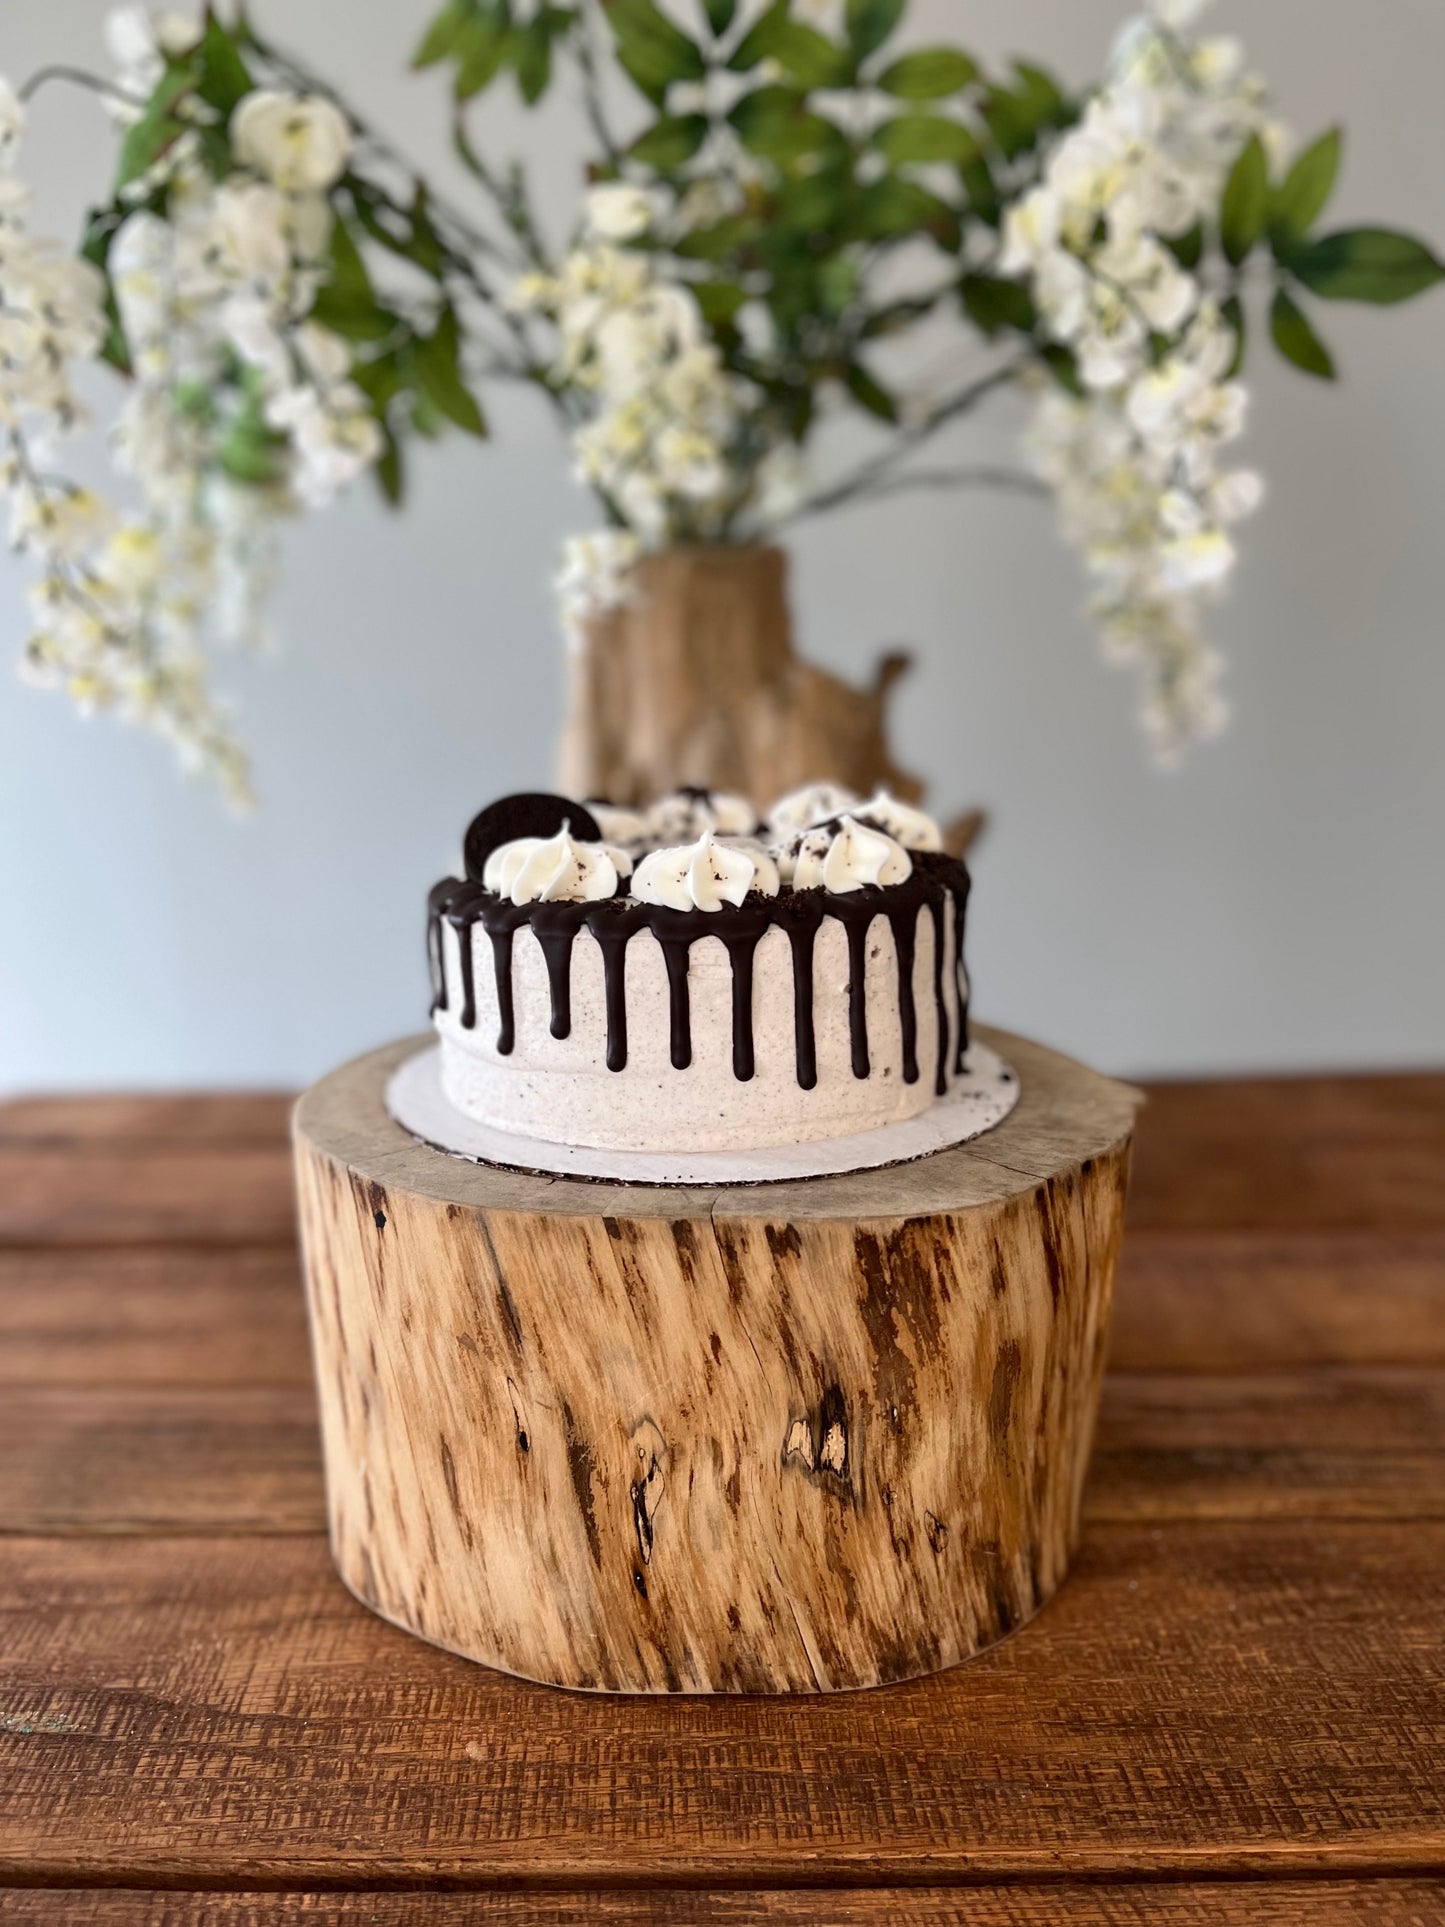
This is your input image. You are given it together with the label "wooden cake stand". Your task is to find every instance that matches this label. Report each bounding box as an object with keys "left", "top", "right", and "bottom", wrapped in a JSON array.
[{"left": 293, "top": 1026, "right": 1140, "bottom": 1695}]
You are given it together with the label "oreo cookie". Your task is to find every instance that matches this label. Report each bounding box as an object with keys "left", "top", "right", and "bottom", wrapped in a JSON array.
[{"left": 463, "top": 792, "right": 603, "bottom": 884}]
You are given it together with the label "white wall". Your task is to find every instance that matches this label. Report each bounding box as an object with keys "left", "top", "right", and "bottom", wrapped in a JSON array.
[{"left": 2, "top": 0, "right": 1442, "bottom": 1090}]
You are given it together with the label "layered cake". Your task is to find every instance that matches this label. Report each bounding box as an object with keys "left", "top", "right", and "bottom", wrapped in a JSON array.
[{"left": 426, "top": 782, "right": 971, "bottom": 1153}]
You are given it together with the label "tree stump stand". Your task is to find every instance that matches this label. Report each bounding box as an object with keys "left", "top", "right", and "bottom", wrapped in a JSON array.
[{"left": 293, "top": 1027, "right": 1140, "bottom": 1695}]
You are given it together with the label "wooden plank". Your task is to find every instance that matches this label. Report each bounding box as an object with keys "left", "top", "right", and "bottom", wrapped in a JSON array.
[
  {"left": 2, "top": 1067, "right": 1441, "bottom": 1249},
  {"left": 0, "top": 1249, "right": 311, "bottom": 1387},
  {"left": 1, "top": 1881, "right": 1442, "bottom": 1923},
  {"left": 1111, "top": 1229, "right": 1445, "bottom": 1372},
  {"left": 0, "top": 1388, "right": 323, "bottom": 1533},
  {"left": 1, "top": 1372, "right": 1440, "bottom": 1536},
  {"left": 3, "top": 1227, "right": 1437, "bottom": 1392},
  {"left": 1127, "top": 1073, "right": 1445, "bottom": 1231},
  {"left": 0, "top": 1094, "right": 293, "bottom": 1146},
  {"left": 0, "top": 1524, "right": 1441, "bottom": 1885},
  {"left": 1088, "top": 1369, "right": 1445, "bottom": 1522},
  {"left": 0, "top": 1147, "right": 296, "bottom": 1247}
]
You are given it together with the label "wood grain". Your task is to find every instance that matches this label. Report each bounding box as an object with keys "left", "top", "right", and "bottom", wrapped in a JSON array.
[
  {"left": 3, "top": 1061, "right": 1439, "bottom": 1246},
  {"left": 2, "top": 1370, "right": 1439, "bottom": 1536},
  {"left": 2, "top": 1884, "right": 1442, "bottom": 1923},
  {"left": 0, "top": 1093, "right": 293, "bottom": 1145},
  {"left": 1, "top": 1523, "right": 1441, "bottom": 1885},
  {"left": 1126, "top": 1072, "right": 1445, "bottom": 1229},
  {"left": 0, "top": 1248, "right": 310, "bottom": 1387},
  {"left": 1111, "top": 1228, "right": 1445, "bottom": 1371},
  {"left": 294, "top": 1031, "right": 1136, "bottom": 1692},
  {"left": 0, "top": 1146, "right": 295, "bottom": 1247}
]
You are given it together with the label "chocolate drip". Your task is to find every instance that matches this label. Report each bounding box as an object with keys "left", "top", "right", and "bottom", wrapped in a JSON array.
[
  {"left": 928, "top": 897, "right": 949, "bottom": 1097},
  {"left": 886, "top": 903, "right": 920, "bottom": 1085},
  {"left": 425, "top": 852, "right": 970, "bottom": 1092},
  {"left": 950, "top": 872, "right": 972, "bottom": 1071},
  {"left": 721, "top": 929, "right": 763, "bottom": 1082},
  {"left": 589, "top": 919, "right": 635, "bottom": 1073},
  {"left": 535, "top": 923, "right": 578, "bottom": 1040},
  {"left": 841, "top": 910, "right": 874, "bottom": 1080},
  {"left": 487, "top": 925, "right": 515, "bottom": 1052},
  {"left": 656, "top": 933, "right": 693, "bottom": 1070},
  {"left": 784, "top": 903, "right": 824, "bottom": 1091}
]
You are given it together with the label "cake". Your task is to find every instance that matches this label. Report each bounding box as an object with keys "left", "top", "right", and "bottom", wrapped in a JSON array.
[{"left": 426, "top": 782, "right": 971, "bottom": 1153}]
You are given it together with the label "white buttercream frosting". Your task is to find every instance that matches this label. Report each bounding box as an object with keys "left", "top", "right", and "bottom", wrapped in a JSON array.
[
  {"left": 648, "top": 787, "right": 758, "bottom": 843},
  {"left": 483, "top": 827, "right": 631, "bottom": 905},
  {"left": 858, "top": 789, "right": 942, "bottom": 852},
  {"left": 632, "top": 830, "right": 780, "bottom": 912},
  {"left": 783, "top": 814, "right": 912, "bottom": 893},
  {"left": 766, "top": 780, "right": 861, "bottom": 838}
]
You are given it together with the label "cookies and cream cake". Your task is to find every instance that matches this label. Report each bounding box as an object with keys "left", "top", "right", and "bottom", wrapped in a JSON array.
[{"left": 426, "top": 783, "right": 971, "bottom": 1153}]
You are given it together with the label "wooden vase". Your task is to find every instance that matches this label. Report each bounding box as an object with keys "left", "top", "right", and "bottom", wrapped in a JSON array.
[
  {"left": 559, "top": 543, "right": 925, "bottom": 814},
  {"left": 293, "top": 1027, "right": 1140, "bottom": 1695}
]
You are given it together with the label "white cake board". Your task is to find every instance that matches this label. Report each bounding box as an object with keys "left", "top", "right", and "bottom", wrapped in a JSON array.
[{"left": 385, "top": 1040, "right": 1019, "bottom": 1187}]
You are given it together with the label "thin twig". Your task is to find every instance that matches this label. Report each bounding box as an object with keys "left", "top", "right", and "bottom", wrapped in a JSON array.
[
  {"left": 19, "top": 64, "right": 141, "bottom": 108},
  {"left": 783, "top": 357, "right": 1029, "bottom": 523},
  {"left": 574, "top": 0, "right": 623, "bottom": 165}
]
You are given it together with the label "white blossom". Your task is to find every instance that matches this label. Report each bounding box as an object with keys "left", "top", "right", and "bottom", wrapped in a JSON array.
[
  {"left": 232, "top": 91, "right": 351, "bottom": 194},
  {"left": 2, "top": 39, "right": 377, "bottom": 801},
  {"left": 999, "top": 0, "right": 1273, "bottom": 756}
]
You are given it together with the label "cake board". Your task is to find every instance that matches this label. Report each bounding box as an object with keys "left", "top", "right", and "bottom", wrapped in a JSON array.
[{"left": 293, "top": 1024, "right": 1142, "bottom": 1695}]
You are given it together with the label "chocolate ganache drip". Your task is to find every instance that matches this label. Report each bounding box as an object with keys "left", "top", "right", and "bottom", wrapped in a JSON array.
[{"left": 427, "top": 854, "right": 971, "bottom": 1091}]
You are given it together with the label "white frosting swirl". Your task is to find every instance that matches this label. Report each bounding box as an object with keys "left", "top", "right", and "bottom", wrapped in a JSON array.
[
  {"left": 632, "top": 831, "right": 780, "bottom": 912},
  {"left": 648, "top": 787, "right": 758, "bottom": 843},
  {"left": 586, "top": 800, "right": 652, "bottom": 849},
  {"left": 858, "top": 789, "right": 942, "bottom": 852},
  {"left": 483, "top": 827, "right": 631, "bottom": 905},
  {"left": 783, "top": 814, "right": 912, "bottom": 893},
  {"left": 766, "top": 780, "right": 860, "bottom": 838}
]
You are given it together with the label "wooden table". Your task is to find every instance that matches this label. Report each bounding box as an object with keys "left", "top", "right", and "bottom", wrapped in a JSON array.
[{"left": 0, "top": 1070, "right": 1442, "bottom": 1924}]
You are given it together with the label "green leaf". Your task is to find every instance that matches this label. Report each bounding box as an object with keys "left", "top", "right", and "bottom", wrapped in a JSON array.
[
  {"left": 195, "top": 16, "right": 253, "bottom": 115},
  {"left": 773, "top": 19, "right": 850, "bottom": 88},
  {"left": 454, "top": 7, "right": 510, "bottom": 96},
  {"left": 703, "top": 0, "right": 736, "bottom": 34},
  {"left": 628, "top": 112, "right": 709, "bottom": 167},
  {"left": 606, "top": 0, "right": 705, "bottom": 102},
  {"left": 414, "top": 0, "right": 475, "bottom": 67},
  {"left": 694, "top": 280, "right": 749, "bottom": 324},
  {"left": 1166, "top": 221, "right": 1203, "bottom": 269},
  {"left": 849, "top": 173, "right": 958, "bottom": 247},
  {"left": 1040, "top": 342, "right": 1083, "bottom": 396},
  {"left": 513, "top": 17, "right": 553, "bottom": 102},
  {"left": 414, "top": 308, "right": 488, "bottom": 435},
  {"left": 1221, "top": 291, "right": 1245, "bottom": 378},
  {"left": 326, "top": 218, "right": 373, "bottom": 301},
  {"left": 1269, "top": 287, "right": 1335, "bottom": 378},
  {"left": 728, "top": 0, "right": 785, "bottom": 72},
  {"left": 876, "top": 47, "right": 976, "bottom": 100},
  {"left": 728, "top": 86, "right": 840, "bottom": 161},
  {"left": 846, "top": 0, "right": 904, "bottom": 60},
  {"left": 960, "top": 272, "right": 1035, "bottom": 336},
  {"left": 872, "top": 112, "right": 978, "bottom": 164},
  {"left": 376, "top": 426, "right": 405, "bottom": 506},
  {"left": 1287, "top": 226, "right": 1445, "bottom": 304},
  {"left": 1220, "top": 134, "right": 1269, "bottom": 266},
  {"left": 115, "top": 66, "right": 191, "bottom": 191},
  {"left": 958, "top": 153, "right": 998, "bottom": 225},
  {"left": 844, "top": 361, "right": 897, "bottom": 421},
  {"left": 1269, "top": 127, "right": 1340, "bottom": 247},
  {"left": 218, "top": 397, "right": 286, "bottom": 486},
  {"left": 1009, "top": 60, "right": 1066, "bottom": 125}
]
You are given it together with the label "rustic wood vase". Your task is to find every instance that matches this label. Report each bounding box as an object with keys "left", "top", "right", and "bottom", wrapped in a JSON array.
[{"left": 293, "top": 1026, "right": 1140, "bottom": 1695}]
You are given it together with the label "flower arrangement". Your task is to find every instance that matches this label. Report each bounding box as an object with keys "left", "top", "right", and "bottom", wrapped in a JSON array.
[{"left": 2, "top": 0, "right": 1439, "bottom": 800}]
